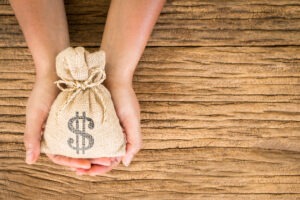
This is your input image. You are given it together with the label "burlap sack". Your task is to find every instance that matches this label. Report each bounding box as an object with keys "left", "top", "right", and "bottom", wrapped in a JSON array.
[{"left": 40, "top": 46, "right": 126, "bottom": 158}]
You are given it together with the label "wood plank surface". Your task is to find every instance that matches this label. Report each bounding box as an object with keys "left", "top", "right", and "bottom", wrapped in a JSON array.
[
  {"left": 1, "top": 0, "right": 300, "bottom": 47},
  {"left": 0, "top": 0, "right": 300, "bottom": 200}
]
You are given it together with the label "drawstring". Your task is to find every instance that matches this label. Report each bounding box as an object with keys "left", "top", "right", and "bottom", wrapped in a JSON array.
[{"left": 54, "top": 67, "right": 106, "bottom": 123}]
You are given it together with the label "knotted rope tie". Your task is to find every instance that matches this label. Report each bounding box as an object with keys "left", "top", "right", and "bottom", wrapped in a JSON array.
[{"left": 54, "top": 67, "right": 107, "bottom": 123}]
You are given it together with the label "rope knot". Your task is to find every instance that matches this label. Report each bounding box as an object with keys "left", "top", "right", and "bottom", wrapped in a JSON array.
[
  {"left": 55, "top": 67, "right": 106, "bottom": 92},
  {"left": 54, "top": 67, "right": 107, "bottom": 123},
  {"left": 75, "top": 81, "right": 88, "bottom": 90}
]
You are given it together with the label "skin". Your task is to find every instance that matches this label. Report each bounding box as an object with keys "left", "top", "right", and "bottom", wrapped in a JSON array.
[{"left": 9, "top": 0, "right": 165, "bottom": 176}]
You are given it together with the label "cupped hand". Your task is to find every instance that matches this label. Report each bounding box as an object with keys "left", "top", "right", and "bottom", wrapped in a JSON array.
[
  {"left": 107, "top": 83, "right": 142, "bottom": 167},
  {"left": 24, "top": 74, "right": 97, "bottom": 169},
  {"left": 74, "top": 81, "right": 143, "bottom": 175}
]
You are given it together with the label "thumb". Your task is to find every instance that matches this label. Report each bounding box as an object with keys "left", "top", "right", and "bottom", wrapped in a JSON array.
[
  {"left": 121, "top": 119, "right": 142, "bottom": 167},
  {"left": 122, "top": 142, "right": 142, "bottom": 167},
  {"left": 24, "top": 108, "right": 47, "bottom": 165}
]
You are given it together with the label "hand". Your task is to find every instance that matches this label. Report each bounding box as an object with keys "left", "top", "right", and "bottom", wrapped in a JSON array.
[
  {"left": 24, "top": 73, "right": 93, "bottom": 169},
  {"left": 74, "top": 81, "right": 143, "bottom": 175},
  {"left": 108, "top": 84, "right": 142, "bottom": 167}
]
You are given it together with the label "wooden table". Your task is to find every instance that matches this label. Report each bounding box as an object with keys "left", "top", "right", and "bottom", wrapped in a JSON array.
[{"left": 0, "top": 0, "right": 299, "bottom": 199}]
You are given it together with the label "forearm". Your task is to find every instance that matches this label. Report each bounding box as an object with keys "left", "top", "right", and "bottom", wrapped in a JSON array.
[
  {"left": 9, "top": 0, "right": 69, "bottom": 79},
  {"left": 101, "top": 0, "right": 165, "bottom": 86}
]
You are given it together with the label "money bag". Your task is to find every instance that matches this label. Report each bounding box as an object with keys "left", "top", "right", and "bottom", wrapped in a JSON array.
[{"left": 40, "top": 46, "right": 126, "bottom": 158}]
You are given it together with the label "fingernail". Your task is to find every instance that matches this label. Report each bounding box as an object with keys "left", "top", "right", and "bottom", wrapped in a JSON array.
[
  {"left": 114, "top": 157, "right": 121, "bottom": 163},
  {"left": 82, "top": 165, "right": 91, "bottom": 169},
  {"left": 25, "top": 150, "right": 33, "bottom": 164},
  {"left": 112, "top": 157, "right": 120, "bottom": 166},
  {"left": 123, "top": 154, "right": 133, "bottom": 167},
  {"left": 111, "top": 158, "right": 117, "bottom": 165},
  {"left": 117, "top": 157, "right": 122, "bottom": 162},
  {"left": 76, "top": 171, "right": 83, "bottom": 176}
]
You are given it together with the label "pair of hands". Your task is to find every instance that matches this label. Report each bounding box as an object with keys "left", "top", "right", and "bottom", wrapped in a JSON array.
[{"left": 24, "top": 73, "right": 142, "bottom": 176}]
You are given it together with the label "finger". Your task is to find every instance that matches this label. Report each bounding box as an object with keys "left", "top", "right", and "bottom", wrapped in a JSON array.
[
  {"left": 76, "top": 165, "right": 113, "bottom": 176},
  {"left": 24, "top": 106, "right": 48, "bottom": 165},
  {"left": 76, "top": 157, "right": 122, "bottom": 176},
  {"left": 90, "top": 157, "right": 112, "bottom": 166},
  {"left": 121, "top": 118, "right": 142, "bottom": 167},
  {"left": 111, "top": 156, "right": 122, "bottom": 167},
  {"left": 46, "top": 154, "right": 91, "bottom": 169},
  {"left": 70, "top": 167, "right": 76, "bottom": 171},
  {"left": 122, "top": 142, "right": 142, "bottom": 167}
]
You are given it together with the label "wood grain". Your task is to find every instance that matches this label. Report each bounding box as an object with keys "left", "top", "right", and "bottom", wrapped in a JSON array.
[
  {"left": 0, "top": 0, "right": 300, "bottom": 200},
  {"left": 1, "top": 0, "right": 300, "bottom": 47}
]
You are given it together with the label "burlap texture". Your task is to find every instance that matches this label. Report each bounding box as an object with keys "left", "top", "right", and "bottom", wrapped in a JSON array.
[{"left": 40, "top": 46, "right": 126, "bottom": 158}]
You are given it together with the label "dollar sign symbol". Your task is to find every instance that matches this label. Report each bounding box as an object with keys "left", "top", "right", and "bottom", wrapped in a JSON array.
[{"left": 67, "top": 111, "right": 94, "bottom": 154}]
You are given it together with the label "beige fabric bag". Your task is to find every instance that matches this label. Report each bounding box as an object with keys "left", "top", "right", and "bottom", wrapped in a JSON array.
[{"left": 40, "top": 46, "right": 126, "bottom": 158}]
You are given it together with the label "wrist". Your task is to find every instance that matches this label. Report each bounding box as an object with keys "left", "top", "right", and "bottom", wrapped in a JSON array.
[
  {"left": 31, "top": 45, "right": 69, "bottom": 81},
  {"left": 35, "top": 65, "right": 59, "bottom": 84},
  {"left": 104, "top": 63, "right": 134, "bottom": 89},
  {"left": 104, "top": 75, "right": 133, "bottom": 91}
]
